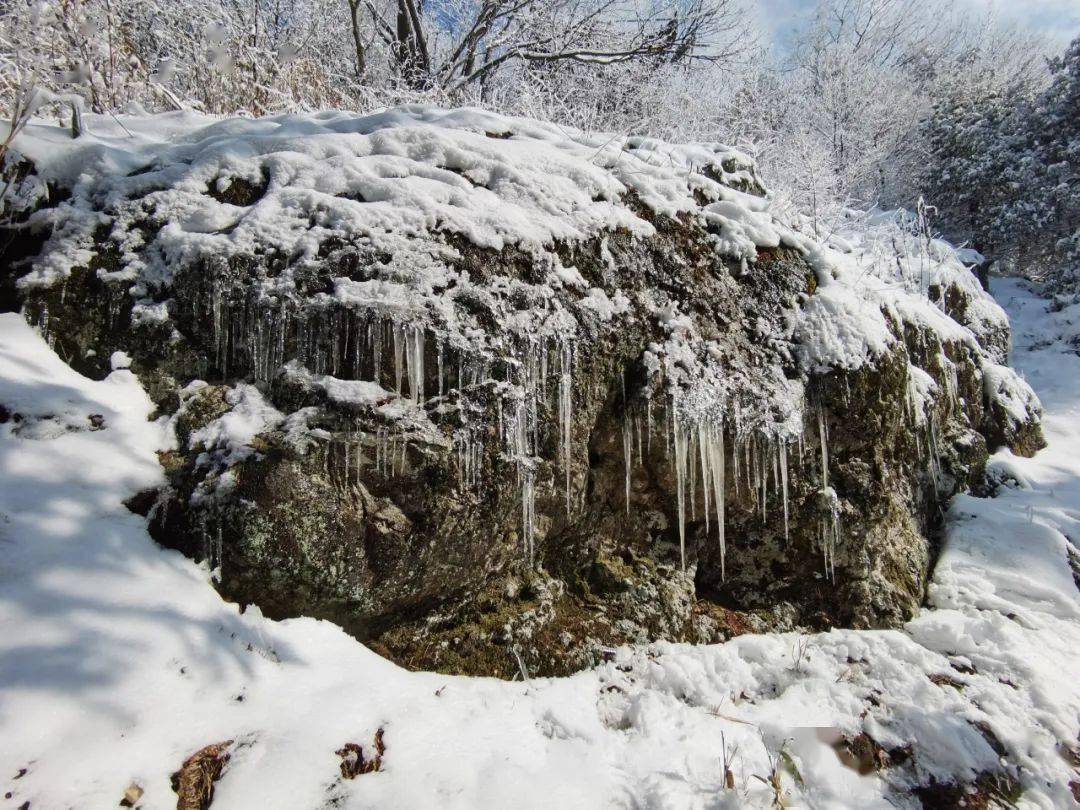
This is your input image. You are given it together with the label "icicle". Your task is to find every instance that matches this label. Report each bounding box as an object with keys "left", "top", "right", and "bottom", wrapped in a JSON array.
[
  {"left": 698, "top": 426, "right": 710, "bottom": 533},
  {"left": 221, "top": 302, "right": 229, "bottom": 381},
  {"left": 373, "top": 319, "right": 383, "bottom": 385},
  {"left": 477, "top": 432, "right": 484, "bottom": 485},
  {"left": 406, "top": 325, "right": 424, "bottom": 403},
  {"left": 818, "top": 405, "right": 829, "bottom": 490},
  {"left": 342, "top": 311, "right": 349, "bottom": 379},
  {"left": 331, "top": 311, "right": 339, "bottom": 377},
  {"left": 831, "top": 508, "right": 840, "bottom": 581},
  {"left": 437, "top": 339, "right": 445, "bottom": 398},
  {"left": 815, "top": 482, "right": 840, "bottom": 581},
  {"left": 211, "top": 283, "right": 221, "bottom": 371},
  {"left": 214, "top": 522, "right": 223, "bottom": 581},
  {"left": 623, "top": 413, "right": 633, "bottom": 515},
  {"left": 823, "top": 493, "right": 840, "bottom": 581},
  {"left": 732, "top": 434, "right": 740, "bottom": 498},
  {"left": 820, "top": 519, "right": 828, "bottom": 578},
  {"left": 709, "top": 424, "right": 726, "bottom": 580},
  {"left": 558, "top": 341, "right": 574, "bottom": 513},
  {"left": 392, "top": 322, "right": 404, "bottom": 395},
  {"left": 672, "top": 407, "right": 689, "bottom": 571},
  {"left": 499, "top": 391, "right": 536, "bottom": 564},
  {"left": 278, "top": 304, "right": 287, "bottom": 378},
  {"left": 927, "top": 417, "right": 941, "bottom": 492},
  {"left": 521, "top": 467, "right": 536, "bottom": 564},
  {"left": 199, "top": 514, "right": 209, "bottom": 568},
  {"left": 250, "top": 313, "right": 259, "bottom": 382},
  {"left": 690, "top": 427, "right": 698, "bottom": 522},
  {"left": 457, "top": 428, "right": 467, "bottom": 486},
  {"left": 779, "top": 440, "right": 790, "bottom": 542},
  {"left": 772, "top": 444, "right": 779, "bottom": 498},
  {"left": 540, "top": 341, "right": 548, "bottom": 393},
  {"left": 745, "top": 441, "right": 753, "bottom": 500},
  {"left": 646, "top": 397, "right": 653, "bottom": 452},
  {"left": 760, "top": 436, "right": 768, "bottom": 523}
]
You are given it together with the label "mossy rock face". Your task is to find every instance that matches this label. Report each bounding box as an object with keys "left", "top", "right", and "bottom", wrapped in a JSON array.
[
  {"left": 983, "top": 397, "right": 1046, "bottom": 459},
  {"left": 694, "top": 347, "right": 935, "bottom": 630},
  {"left": 173, "top": 386, "right": 231, "bottom": 448},
  {"left": 7, "top": 165, "right": 1040, "bottom": 676}
]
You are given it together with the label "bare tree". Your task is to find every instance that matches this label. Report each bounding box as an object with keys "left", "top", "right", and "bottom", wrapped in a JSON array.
[{"left": 355, "top": 0, "right": 751, "bottom": 93}]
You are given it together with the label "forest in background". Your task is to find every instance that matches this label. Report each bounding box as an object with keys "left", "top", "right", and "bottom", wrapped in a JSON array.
[{"left": 1, "top": 0, "right": 1076, "bottom": 289}]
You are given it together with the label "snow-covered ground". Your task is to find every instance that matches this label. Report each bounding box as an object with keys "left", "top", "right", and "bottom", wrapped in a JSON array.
[{"left": 0, "top": 276, "right": 1077, "bottom": 807}]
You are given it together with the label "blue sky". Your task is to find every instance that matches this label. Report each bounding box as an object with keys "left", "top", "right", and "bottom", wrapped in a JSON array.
[{"left": 753, "top": 0, "right": 1080, "bottom": 49}]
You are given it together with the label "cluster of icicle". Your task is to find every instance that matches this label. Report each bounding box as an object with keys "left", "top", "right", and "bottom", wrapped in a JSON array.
[
  {"left": 210, "top": 289, "right": 429, "bottom": 401},
  {"left": 613, "top": 345, "right": 959, "bottom": 578},
  {"left": 198, "top": 278, "right": 965, "bottom": 581},
  {"left": 905, "top": 341, "right": 965, "bottom": 500},
  {"left": 641, "top": 403, "right": 797, "bottom": 579},
  {"left": 206, "top": 281, "right": 584, "bottom": 565},
  {"left": 623, "top": 392, "right": 891, "bottom": 582},
  {"left": 493, "top": 338, "right": 576, "bottom": 563}
]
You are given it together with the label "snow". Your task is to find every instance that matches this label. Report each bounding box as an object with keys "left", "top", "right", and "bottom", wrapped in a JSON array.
[
  {"left": 188, "top": 383, "right": 284, "bottom": 469},
  {"left": 795, "top": 277, "right": 895, "bottom": 372},
  {"left": 954, "top": 247, "right": 986, "bottom": 267},
  {"left": 703, "top": 191, "right": 786, "bottom": 260},
  {"left": 110, "top": 350, "right": 133, "bottom": 370},
  {"left": 0, "top": 107, "right": 1068, "bottom": 803},
  {"left": 793, "top": 219, "right": 1010, "bottom": 373},
  {"left": 578, "top": 287, "right": 630, "bottom": 322},
  {"left": 317, "top": 376, "right": 396, "bottom": 407},
  {"left": 1, "top": 280, "right": 1077, "bottom": 807},
  {"left": 907, "top": 366, "right": 938, "bottom": 427},
  {"left": 8, "top": 106, "right": 762, "bottom": 289}
]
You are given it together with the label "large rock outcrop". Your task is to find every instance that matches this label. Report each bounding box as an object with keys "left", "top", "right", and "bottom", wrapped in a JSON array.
[{"left": 0, "top": 107, "right": 1044, "bottom": 676}]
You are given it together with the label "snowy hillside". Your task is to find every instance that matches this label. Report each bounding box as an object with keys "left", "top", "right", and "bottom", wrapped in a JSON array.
[
  {"left": 0, "top": 278, "right": 1077, "bottom": 807},
  {"left": 0, "top": 103, "right": 1074, "bottom": 808}
]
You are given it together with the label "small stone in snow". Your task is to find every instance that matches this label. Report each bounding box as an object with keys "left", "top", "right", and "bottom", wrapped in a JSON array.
[{"left": 120, "top": 782, "right": 144, "bottom": 807}]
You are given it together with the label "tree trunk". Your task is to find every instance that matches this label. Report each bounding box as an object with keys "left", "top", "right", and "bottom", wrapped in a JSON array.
[
  {"left": 394, "top": 0, "right": 430, "bottom": 89},
  {"left": 347, "top": 0, "right": 366, "bottom": 80}
]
